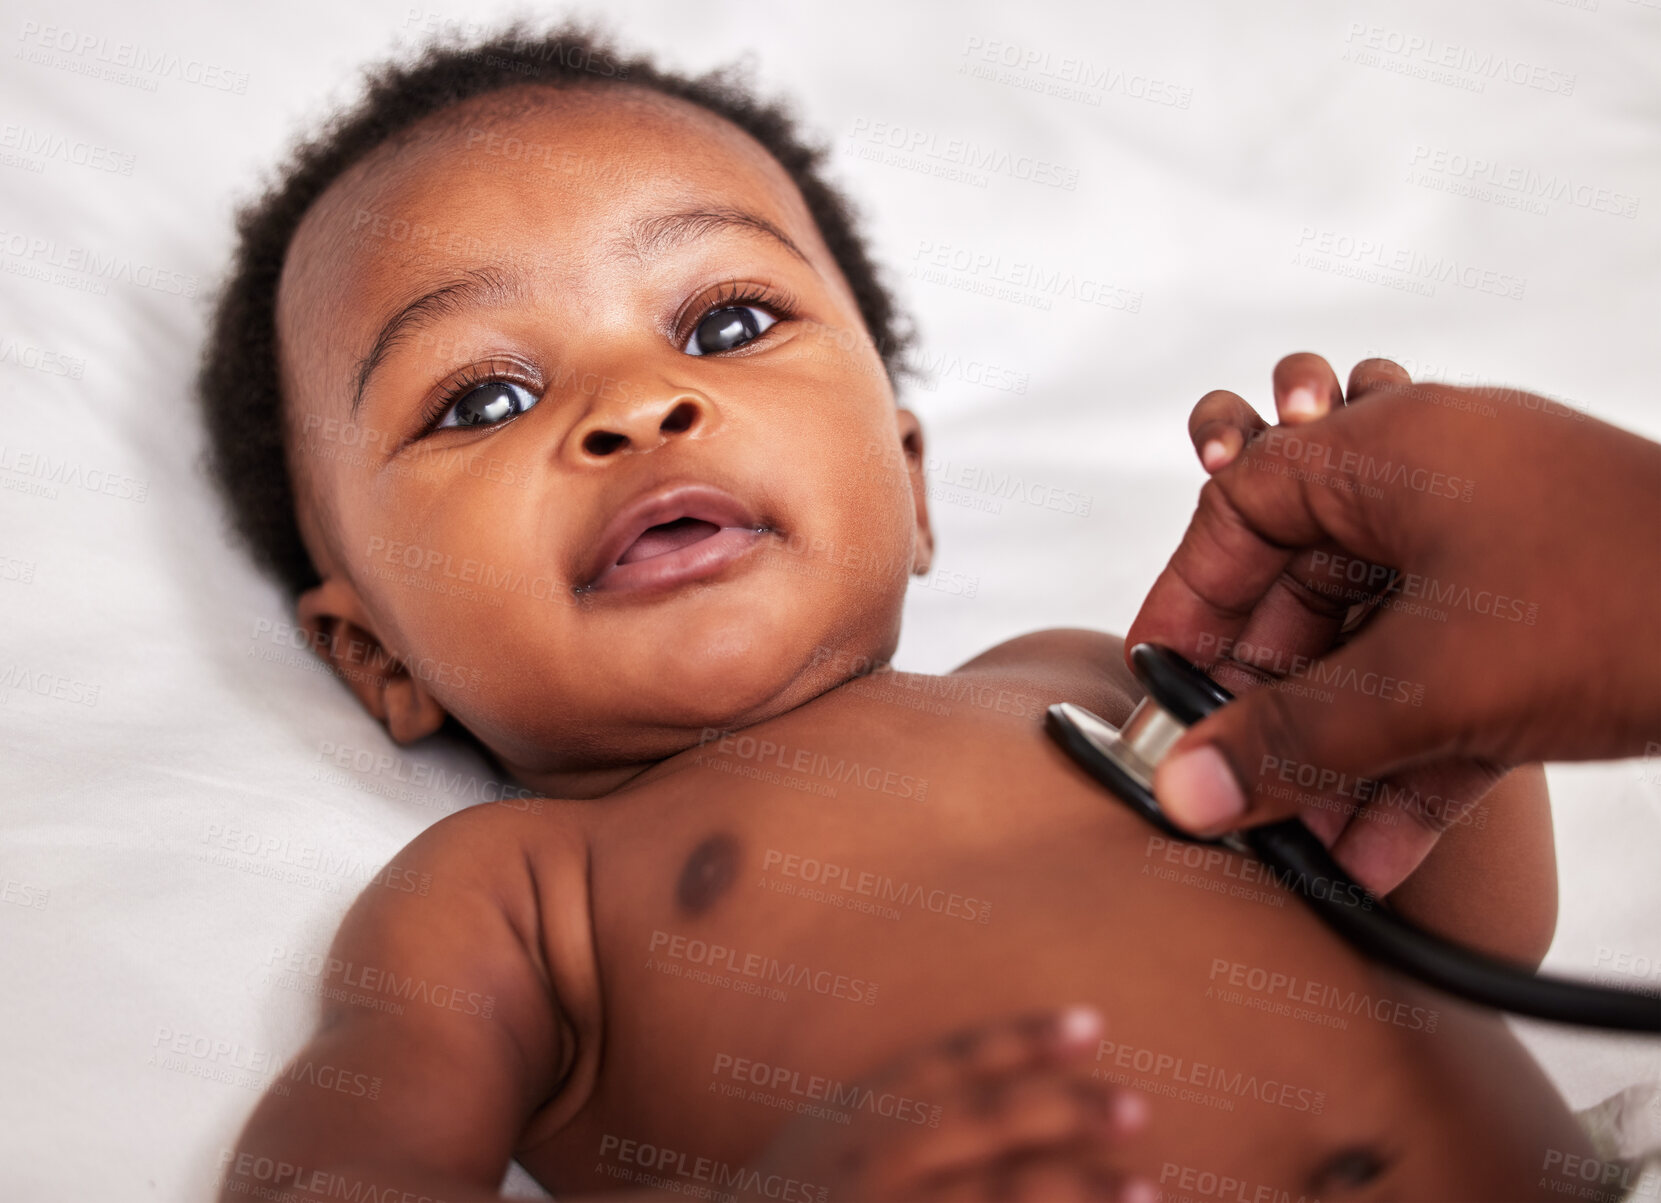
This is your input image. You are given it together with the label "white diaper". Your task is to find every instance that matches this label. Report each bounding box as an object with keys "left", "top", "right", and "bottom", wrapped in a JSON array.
[{"left": 1566, "top": 1083, "right": 1661, "bottom": 1203}]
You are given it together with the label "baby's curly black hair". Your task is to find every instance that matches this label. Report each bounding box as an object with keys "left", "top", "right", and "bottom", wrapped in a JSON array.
[{"left": 196, "top": 20, "right": 917, "bottom": 598}]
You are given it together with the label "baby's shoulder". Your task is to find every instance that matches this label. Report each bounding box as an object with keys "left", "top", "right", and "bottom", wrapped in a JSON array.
[
  {"left": 947, "top": 627, "right": 1139, "bottom": 720},
  {"left": 382, "top": 795, "right": 594, "bottom": 905}
]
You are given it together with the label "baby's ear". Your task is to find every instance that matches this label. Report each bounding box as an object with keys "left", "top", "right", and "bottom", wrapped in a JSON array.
[
  {"left": 295, "top": 577, "right": 448, "bottom": 745},
  {"left": 896, "top": 408, "right": 934, "bottom": 575}
]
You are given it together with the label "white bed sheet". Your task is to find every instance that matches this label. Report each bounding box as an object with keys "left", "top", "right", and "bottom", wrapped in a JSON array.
[{"left": 2, "top": 0, "right": 1658, "bottom": 1198}]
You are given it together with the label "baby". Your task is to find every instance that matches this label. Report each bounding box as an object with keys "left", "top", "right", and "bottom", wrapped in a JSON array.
[{"left": 199, "top": 23, "right": 1596, "bottom": 1203}]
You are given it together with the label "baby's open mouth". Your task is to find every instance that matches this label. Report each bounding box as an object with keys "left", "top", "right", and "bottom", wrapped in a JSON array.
[
  {"left": 580, "top": 483, "right": 775, "bottom": 594},
  {"left": 616, "top": 517, "right": 723, "bottom": 565}
]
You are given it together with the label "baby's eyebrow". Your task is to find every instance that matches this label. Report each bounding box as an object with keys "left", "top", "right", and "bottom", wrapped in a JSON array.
[
  {"left": 614, "top": 206, "right": 809, "bottom": 266},
  {"left": 351, "top": 265, "right": 526, "bottom": 417}
]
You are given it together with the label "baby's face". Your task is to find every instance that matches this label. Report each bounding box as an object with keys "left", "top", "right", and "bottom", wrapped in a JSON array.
[{"left": 276, "top": 84, "right": 931, "bottom": 797}]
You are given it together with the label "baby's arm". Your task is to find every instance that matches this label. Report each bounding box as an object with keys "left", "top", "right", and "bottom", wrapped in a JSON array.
[
  {"left": 218, "top": 808, "right": 568, "bottom": 1203},
  {"left": 1368, "top": 764, "right": 1558, "bottom": 968}
]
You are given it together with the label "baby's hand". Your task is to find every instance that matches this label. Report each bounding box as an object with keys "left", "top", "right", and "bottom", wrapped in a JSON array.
[{"left": 743, "top": 1006, "right": 1153, "bottom": 1202}]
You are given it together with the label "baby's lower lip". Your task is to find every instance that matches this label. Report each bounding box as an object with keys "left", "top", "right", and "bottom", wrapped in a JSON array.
[{"left": 584, "top": 526, "right": 772, "bottom": 594}]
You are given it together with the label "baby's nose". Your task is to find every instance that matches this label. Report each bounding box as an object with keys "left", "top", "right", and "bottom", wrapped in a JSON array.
[{"left": 575, "top": 391, "right": 708, "bottom": 457}]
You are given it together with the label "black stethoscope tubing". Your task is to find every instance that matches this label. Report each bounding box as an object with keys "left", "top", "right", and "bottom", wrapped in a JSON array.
[{"left": 1045, "top": 645, "right": 1661, "bottom": 1033}]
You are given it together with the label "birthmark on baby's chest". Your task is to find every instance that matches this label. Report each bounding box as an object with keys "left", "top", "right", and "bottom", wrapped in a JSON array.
[{"left": 677, "top": 832, "right": 740, "bottom": 915}]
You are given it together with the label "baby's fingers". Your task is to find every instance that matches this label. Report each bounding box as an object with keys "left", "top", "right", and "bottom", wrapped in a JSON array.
[
  {"left": 1189, "top": 389, "right": 1268, "bottom": 473},
  {"left": 931, "top": 1150, "right": 1158, "bottom": 1203},
  {"left": 866, "top": 1006, "right": 1103, "bottom": 1100},
  {"left": 864, "top": 1071, "right": 1150, "bottom": 1200}
]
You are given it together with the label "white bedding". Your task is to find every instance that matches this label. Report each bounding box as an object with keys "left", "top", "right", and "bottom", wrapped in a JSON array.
[{"left": 2, "top": 0, "right": 1658, "bottom": 1198}]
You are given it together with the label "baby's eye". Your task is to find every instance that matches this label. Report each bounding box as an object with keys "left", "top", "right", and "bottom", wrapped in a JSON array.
[
  {"left": 683, "top": 305, "right": 778, "bottom": 356},
  {"left": 438, "top": 380, "right": 539, "bottom": 430}
]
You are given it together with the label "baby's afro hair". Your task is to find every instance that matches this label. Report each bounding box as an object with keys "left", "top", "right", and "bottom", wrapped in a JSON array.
[{"left": 196, "top": 20, "right": 917, "bottom": 598}]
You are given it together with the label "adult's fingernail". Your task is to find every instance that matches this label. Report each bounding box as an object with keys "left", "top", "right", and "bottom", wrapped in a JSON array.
[
  {"left": 1158, "top": 746, "right": 1245, "bottom": 831},
  {"left": 1200, "top": 436, "right": 1236, "bottom": 471},
  {"left": 1282, "top": 385, "right": 1322, "bottom": 419}
]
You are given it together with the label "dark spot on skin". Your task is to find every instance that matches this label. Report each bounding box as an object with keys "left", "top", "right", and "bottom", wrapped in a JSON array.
[
  {"left": 677, "top": 833, "right": 739, "bottom": 914},
  {"left": 1311, "top": 1145, "right": 1391, "bottom": 1193}
]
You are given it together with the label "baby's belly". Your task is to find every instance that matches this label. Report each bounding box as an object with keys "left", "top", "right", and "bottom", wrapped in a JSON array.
[{"left": 529, "top": 688, "right": 1583, "bottom": 1198}]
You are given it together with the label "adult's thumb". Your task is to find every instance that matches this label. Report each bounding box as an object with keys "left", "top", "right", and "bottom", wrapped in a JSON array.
[{"left": 1151, "top": 635, "right": 1443, "bottom": 836}]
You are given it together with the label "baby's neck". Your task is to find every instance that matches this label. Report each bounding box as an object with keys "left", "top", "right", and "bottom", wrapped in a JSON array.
[{"left": 493, "top": 668, "right": 878, "bottom": 801}]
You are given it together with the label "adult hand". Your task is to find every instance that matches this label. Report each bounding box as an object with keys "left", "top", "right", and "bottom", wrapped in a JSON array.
[{"left": 1126, "top": 353, "right": 1661, "bottom": 892}]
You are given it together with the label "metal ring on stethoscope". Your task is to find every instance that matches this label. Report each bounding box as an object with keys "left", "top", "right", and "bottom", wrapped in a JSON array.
[{"left": 1046, "top": 644, "right": 1244, "bottom": 848}]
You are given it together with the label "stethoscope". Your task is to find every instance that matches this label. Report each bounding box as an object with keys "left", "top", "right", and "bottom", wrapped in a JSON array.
[{"left": 1045, "top": 644, "right": 1661, "bottom": 1033}]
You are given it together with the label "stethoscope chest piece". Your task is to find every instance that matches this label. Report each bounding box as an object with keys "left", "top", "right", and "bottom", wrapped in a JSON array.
[{"left": 1046, "top": 644, "right": 1241, "bottom": 847}]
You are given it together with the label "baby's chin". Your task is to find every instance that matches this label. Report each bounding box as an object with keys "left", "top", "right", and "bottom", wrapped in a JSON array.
[{"left": 459, "top": 642, "right": 832, "bottom": 756}]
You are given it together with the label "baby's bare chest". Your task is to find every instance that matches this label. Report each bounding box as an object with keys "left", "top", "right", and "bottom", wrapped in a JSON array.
[{"left": 515, "top": 669, "right": 1577, "bottom": 1199}]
